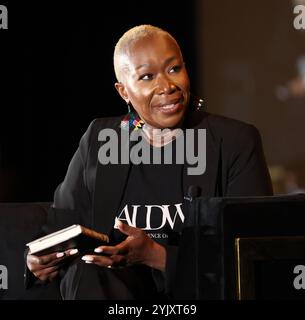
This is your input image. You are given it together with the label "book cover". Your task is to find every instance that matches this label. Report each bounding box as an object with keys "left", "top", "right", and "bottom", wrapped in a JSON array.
[{"left": 26, "top": 224, "right": 109, "bottom": 256}]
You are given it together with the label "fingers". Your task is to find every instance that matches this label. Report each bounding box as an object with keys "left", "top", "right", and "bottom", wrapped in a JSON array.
[
  {"left": 27, "top": 252, "right": 64, "bottom": 266},
  {"left": 32, "top": 265, "right": 60, "bottom": 281},
  {"left": 117, "top": 219, "right": 141, "bottom": 236},
  {"left": 27, "top": 248, "right": 79, "bottom": 272},
  {"left": 28, "top": 248, "right": 79, "bottom": 264},
  {"left": 27, "top": 253, "right": 52, "bottom": 266},
  {"left": 27, "top": 254, "right": 55, "bottom": 272},
  {"left": 81, "top": 254, "right": 129, "bottom": 268},
  {"left": 65, "top": 248, "right": 79, "bottom": 256},
  {"left": 81, "top": 254, "right": 115, "bottom": 267},
  {"left": 94, "top": 243, "right": 128, "bottom": 256},
  {"left": 26, "top": 248, "right": 80, "bottom": 282},
  {"left": 27, "top": 256, "right": 58, "bottom": 273},
  {"left": 94, "top": 225, "right": 143, "bottom": 255}
]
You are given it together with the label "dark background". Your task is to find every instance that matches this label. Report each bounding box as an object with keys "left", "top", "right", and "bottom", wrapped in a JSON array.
[
  {"left": 1, "top": 1, "right": 305, "bottom": 202},
  {"left": 0, "top": 1, "right": 198, "bottom": 201},
  {"left": 198, "top": 0, "right": 305, "bottom": 194}
]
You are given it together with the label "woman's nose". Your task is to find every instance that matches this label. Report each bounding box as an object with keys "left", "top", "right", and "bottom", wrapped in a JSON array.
[{"left": 157, "top": 76, "right": 176, "bottom": 94}]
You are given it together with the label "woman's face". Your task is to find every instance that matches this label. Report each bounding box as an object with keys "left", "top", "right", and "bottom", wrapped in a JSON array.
[{"left": 115, "top": 34, "right": 190, "bottom": 129}]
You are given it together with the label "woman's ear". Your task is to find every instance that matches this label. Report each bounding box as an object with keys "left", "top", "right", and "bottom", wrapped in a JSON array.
[{"left": 115, "top": 82, "right": 129, "bottom": 104}]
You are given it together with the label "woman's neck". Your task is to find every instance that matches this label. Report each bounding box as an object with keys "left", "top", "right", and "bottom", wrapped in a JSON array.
[{"left": 141, "top": 122, "right": 183, "bottom": 147}]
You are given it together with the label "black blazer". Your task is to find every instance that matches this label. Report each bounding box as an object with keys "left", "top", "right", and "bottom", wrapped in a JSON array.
[
  {"left": 50, "top": 110, "right": 272, "bottom": 229},
  {"left": 44, "top": 110, "right": 273, "bottom": 294}
]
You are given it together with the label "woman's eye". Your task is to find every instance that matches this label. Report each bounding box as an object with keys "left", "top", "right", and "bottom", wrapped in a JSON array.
[
  {"left": 169, "top": 65, "right": 181, "bottom": 73},
  {"left": 139, "top": 74, "right": 153, "bottom": 81}
]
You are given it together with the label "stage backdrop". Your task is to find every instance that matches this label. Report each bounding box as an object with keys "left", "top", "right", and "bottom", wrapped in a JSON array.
[{"left": 196, "top": 0, "right": 305, "bottom": 191}]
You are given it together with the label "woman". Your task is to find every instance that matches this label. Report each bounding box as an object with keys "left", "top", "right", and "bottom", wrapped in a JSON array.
[{"left": 26, "top": 25, "right": 273, "bottom": 299}]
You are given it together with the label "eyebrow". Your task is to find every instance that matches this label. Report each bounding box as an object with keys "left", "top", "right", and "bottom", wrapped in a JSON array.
[{"left": 135, "top": 56, "right": 178, "bottom": 70}]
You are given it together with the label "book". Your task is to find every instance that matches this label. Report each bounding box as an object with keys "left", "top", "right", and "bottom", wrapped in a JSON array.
[{"left": 26, "top": 224, "right": 109, "bottom": 256}]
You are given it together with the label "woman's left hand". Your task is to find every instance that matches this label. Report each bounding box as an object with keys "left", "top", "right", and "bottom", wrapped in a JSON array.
[{"left": 81, "top": 220, "right": 166, "bottom": 271}]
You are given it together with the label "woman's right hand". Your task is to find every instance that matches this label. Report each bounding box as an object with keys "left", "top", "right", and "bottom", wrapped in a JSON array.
[{"left": 26, "top": 249, "right": 78, "bottom": 282}]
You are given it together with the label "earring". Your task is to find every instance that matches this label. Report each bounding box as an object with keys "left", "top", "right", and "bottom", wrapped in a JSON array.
[
  {"left": 192, "top": 95, "right": 204, "bottom": 111},
  {"left": 120, "top": 101, "right": 144, "bottom": 131},
  {"left": 126, "top": 100, "right": 131, "bottom": 114}
]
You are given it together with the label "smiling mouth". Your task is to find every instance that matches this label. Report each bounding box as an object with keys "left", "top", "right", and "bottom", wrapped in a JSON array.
[{"left": 155, "top": 97, "right": 184, "bottom": 114}]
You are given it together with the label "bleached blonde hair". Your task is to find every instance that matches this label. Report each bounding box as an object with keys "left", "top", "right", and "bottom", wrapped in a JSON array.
[{"left": 113, "top": 25, "right": 180, "bottom": 82}]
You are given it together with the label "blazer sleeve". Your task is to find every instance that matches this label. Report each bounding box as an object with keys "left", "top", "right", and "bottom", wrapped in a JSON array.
[
  {"left": 24, "top": 120, "right": 97, "bottom": 289},
  {"left": 225, "top": 124, "right": 273, "bottom": 196},
  {"left": 46, "top": 119, "right": 98, "bottom": 232}
]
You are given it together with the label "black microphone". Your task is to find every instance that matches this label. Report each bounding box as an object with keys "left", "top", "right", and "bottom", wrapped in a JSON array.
[
  {"left": 184, "top": 185, "right": 201, "bottom": 202},
  {"left": 183, "top": 185, "right": 201, "bottom": 228}
]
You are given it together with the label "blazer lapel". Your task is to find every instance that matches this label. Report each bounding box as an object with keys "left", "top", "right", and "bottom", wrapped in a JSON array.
[
  {"left": 93, "top": 126, "right": 131, "bottom": 235},
  {"left": 183, "top": 111, "right": 222, "bottom": 198}
]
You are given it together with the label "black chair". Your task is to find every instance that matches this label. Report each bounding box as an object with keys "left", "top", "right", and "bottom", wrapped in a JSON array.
[{"left": 0, "top": 202, "right": 61, "bottom": 300}]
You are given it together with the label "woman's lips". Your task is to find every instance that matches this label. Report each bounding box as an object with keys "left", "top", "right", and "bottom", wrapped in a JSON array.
[{"left": 155, "top": 98, "right": 184, "bottom": 114}]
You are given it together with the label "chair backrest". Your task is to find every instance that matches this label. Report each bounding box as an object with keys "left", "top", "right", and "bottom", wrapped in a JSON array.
[{"left": 0, "top": 202, "right": 61, "bottom": 300}]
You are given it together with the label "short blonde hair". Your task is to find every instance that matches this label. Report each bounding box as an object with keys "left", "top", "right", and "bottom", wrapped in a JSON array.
[{"left": 113, "top": 25, "right": 179, "bottom": 82}]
